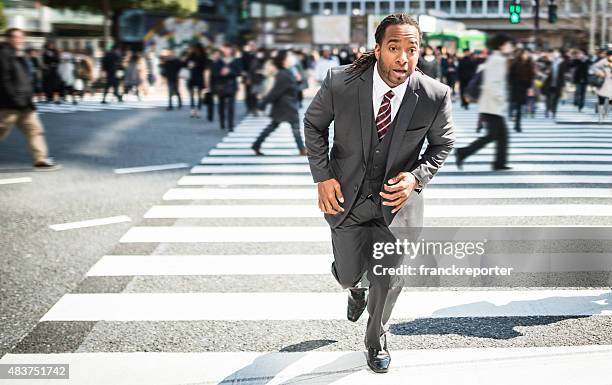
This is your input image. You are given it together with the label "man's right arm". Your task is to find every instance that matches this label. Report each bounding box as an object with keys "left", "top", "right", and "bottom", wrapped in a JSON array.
[
  {"left": 304, "top": 68, "right": 345, "bottom": 215},
  {"left": 304, "top": 68, "right": 334, "bottom": 183}
]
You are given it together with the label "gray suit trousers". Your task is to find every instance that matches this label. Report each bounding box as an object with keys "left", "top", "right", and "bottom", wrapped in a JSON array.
[{"left": 330, "top": 195, "right": 404, "bottom": 351}]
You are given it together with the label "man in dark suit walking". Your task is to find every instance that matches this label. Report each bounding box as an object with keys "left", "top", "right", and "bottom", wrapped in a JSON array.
[
  {"left": 210, "top": 44, "right": 242, "bottom": 131},
  {"left": 304, "top": 13, "right": 455, "bottom": 373},
  {"left": 252, "top": 50, "right": 306, "bottom": 156}
]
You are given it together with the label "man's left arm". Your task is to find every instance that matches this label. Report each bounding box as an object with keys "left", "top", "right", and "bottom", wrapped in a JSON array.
[
  {"left": 410, "top": 88, "right": 456, "bottom": 188},
  {"left": 380, "top": 88, "right": 455, "bottom": 213}
]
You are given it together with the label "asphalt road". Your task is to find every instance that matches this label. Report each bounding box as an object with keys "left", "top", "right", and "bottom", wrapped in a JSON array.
[{"left": 0, "top": 100, "right": 243, "bottom": 356}]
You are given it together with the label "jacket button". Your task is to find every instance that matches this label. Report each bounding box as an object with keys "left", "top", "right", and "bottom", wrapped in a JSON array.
[
  {"left": 375, "top": 149, "right": 380, "bottom": 154},
  {"left": 354, "top": 185, "right": 359, "bottom": 191},
  {"left": 362, "top": 164, "right": 366, "bottom": 170}
]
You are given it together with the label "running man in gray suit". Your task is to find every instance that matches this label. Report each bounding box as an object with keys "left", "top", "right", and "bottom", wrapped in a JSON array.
[{"left": 304, "top": 14, "right": 455, "bottom": 373}]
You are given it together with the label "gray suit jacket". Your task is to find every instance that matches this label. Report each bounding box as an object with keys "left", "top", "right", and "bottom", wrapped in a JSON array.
[{"left": 304, "top": 64, "right": 455, "bottom": 229}]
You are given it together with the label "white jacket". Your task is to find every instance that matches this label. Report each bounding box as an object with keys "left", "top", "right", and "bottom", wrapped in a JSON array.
[{"left": 478, "top": 51, "right": 508, "bottom": 116}]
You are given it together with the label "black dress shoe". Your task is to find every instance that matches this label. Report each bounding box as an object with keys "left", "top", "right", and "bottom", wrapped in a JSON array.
[
  {"left": 366, "top": 333, "right": 391, "bottom": 373},
  {"left": 347, "top": 289, "right": 367, "bottom": 322},
  {"left": 367, "top": 347, "right": 391, "bottom": 373}
]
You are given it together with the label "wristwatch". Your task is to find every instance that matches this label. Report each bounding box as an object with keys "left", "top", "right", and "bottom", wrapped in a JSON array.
[{"left": 411, "top": 172, "right": 423, "bottom": 193}]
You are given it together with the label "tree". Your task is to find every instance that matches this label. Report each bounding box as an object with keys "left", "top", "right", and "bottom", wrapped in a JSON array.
[
  {"left": 0, "top": 1, "right": 7, "bottom": 32},
  {"left": 41, "top": 0, "right": 197, "bottom": 48}
]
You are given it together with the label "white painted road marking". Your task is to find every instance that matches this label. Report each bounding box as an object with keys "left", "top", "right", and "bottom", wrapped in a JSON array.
[
  {"left": 144, "top": 204, "right": 612, "bottom": 219},
  {"left": 86, "top": 254, "right": 333, "bottom": 276},
  {"left": 3, "top": 346, "right": 612, "bottom": 385},
  {"left": 0, "top": 177, "right": 32, "bottom": 185},
  {"left": 40, "top": 290, "right": 612, "bottom": 321},
  {"left": 114, "top": 163, "right": 191, "bottom": 174},
  {"left": 162, "top": 187, "right": 612, "bottom": 200},
  {"left": 49, "top": 215, "right": 131, "bottom": 231}
]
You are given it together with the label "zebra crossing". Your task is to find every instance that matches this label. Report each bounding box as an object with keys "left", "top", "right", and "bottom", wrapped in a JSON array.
[
  {"left": 2, "top": 101, "right": 612, "bottom": 384},
  {"left": 34, "top": 95, "right": 167, "bottom": 114}
]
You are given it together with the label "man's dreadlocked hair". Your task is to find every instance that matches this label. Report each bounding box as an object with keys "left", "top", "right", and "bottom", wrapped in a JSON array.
[{"left": 345, "top": 13, "right": 422, "bottom": 77}]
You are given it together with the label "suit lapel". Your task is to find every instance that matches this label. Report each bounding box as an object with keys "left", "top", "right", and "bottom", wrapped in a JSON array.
[
  {"left": 385, "top": 71, "right": 421, "bottom": 177},
  {"left": 358, "top": 65, "right": 375, "bottom": 165}
]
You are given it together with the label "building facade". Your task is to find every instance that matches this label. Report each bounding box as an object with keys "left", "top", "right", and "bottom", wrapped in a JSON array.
[
  {"left": 303, "top": 0, "right": 597, "bottom": 49},
  {"left": 4, "top": 0, "right": 105, "bottom": 51}
]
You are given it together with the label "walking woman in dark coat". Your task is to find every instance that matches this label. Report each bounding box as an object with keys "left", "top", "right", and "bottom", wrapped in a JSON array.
[
  {"left": 508, "top": 49, "right": 535, "bottom": 132},
  {"left": 185, "top": 43, "right": 208, "bottom": 118},
  {"left": 252, "top": 50, "right": 306, "bottom": 156}
]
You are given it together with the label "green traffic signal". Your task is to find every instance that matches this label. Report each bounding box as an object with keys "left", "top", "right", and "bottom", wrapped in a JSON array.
[
  {"left": 509, "top": 1, "right": 521, "bottom": 24},
  {"left": 548, "top": 3, "right": 558, "bottom": 23}
]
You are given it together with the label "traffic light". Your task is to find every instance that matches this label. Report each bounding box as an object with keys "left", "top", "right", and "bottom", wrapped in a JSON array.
[
  {"left": 548, "top": 1, "right": 558, "bottom": 23},
  {"left": 509, "top": 0, "right": 521, "bottom": 24}
]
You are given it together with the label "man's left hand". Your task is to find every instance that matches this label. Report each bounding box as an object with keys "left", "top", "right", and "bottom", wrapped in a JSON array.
[{"left": 379, "top": 172, "right": 418, "bottom": 214}]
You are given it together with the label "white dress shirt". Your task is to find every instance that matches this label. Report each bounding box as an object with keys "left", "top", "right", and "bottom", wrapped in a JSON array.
[
  {"left": 371, "top": 62, "right": 422, "bottom": 190},
  {"left": 372, "top": 62, "right": 409, "bottom": 123}
]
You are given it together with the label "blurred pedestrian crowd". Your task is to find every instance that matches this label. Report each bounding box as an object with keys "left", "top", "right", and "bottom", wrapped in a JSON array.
[{"left": 4, "top": 25, "right": 612, "bottom": 170}]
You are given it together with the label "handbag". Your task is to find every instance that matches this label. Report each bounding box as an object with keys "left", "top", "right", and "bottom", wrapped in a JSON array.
[{"left": 588, "top": 72, "right": 605, "bottom": 88}]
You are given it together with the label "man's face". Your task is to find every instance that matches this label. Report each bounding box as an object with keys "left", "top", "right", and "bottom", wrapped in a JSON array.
[
  {"left": 221, "top": 46, "right": 233, "bottom": 58},
  {"left": 500, "top": 42, "right": 514, "bottom": 55},
  {"left": 374, "top": 24, "right": 420, "bottom": 88},
  {"left": 9, "top": 30, "right": 25, "bottom": 51}
]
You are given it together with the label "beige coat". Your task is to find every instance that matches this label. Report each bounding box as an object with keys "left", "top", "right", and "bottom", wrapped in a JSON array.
[
  {"left": 592, "top": 58, "right": 612, "bottom": 99},
  {"left": 477, "top": 51, "right": 508, "bottom": 117}
]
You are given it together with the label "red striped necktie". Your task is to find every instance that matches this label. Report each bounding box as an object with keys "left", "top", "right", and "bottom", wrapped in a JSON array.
[{"left": 376, "top": 90, "right": 395, "bottom": 141}]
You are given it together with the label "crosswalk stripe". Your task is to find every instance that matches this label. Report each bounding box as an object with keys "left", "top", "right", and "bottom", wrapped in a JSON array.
[
  {"left": 86, "top": 254, "right": 332, "bottom": 276},
  {"left": 35, "top": 99, "right": 167, "bottom": 114},
  {"left": 208, "top": 145, "right": 612, "bottom": 156},
  {"left": 201, "top": 149, "right": 612, "bottom": 165},
  {"left": 190, "top": 164, "right": 612, "bottom": 174},
  {"left": 85, "top": 253, "right": 612, "bottom": 277},
  {"left": 178, "top": 175, "right": 317, "bottom": 185},
  {"left": 162, "top": 187, "right": 612, "bottom": 200},
  {"left": 144, "top": 204, "right": 612, "bottom": 219},
  {"left": 227, "top": 128, "right": 612, "bottom": 135},
  {"left": 39, "top": 290, "right": 612, "bottom": 321},
  {"left": 119, "top": 225, "right": 610, "bottom": 244},
  {"left": 120, "top": 226, "right": 330, "bottom": 242},
  {"left": 3, "top": 346, "right": 612, "bottom": 385},
  {"left": 177, "top": 174, "right": 612, "bottom": 186},
  {"left": 216, "top": 141, "right": 612, "bottom": 149},
  {"left": 223, "top": 132, "right": 612, "bottom": 139}
]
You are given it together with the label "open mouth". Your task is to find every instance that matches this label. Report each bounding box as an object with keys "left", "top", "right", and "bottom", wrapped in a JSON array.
[{"left": 392, "top": 69, "right": 408, "bottom": 77}]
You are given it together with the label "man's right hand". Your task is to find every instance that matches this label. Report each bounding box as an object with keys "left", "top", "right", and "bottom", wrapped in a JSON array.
[{"left": 317, "top": 178, "right": 345, "bottom": 215}]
